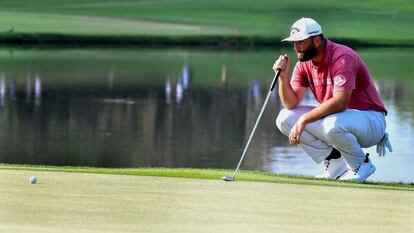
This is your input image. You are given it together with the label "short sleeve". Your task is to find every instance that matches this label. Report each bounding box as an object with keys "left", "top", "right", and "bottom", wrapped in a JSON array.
[
  {"left": 331, "top": 55, "right": 358, "bottom": 92},
  {"left": 290, "top": 62, "right": 309, "bottom": 87}
]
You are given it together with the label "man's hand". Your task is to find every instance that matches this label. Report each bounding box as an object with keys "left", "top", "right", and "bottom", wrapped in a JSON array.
[
  {"left": 289, "top": 116, "right": 307, "bottom": 144},
  {"left": 272, "top": 54, "right": 289, "bottom": 79}
]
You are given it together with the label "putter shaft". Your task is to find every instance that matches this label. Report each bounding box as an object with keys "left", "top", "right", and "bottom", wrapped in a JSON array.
[{"left": 223, "top": 69, "right": 281, "bottom": 181}]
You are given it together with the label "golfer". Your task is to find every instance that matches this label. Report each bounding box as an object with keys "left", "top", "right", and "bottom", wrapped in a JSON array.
[{"left": 273, "top": 18, "right": 392, "bottom": 182}]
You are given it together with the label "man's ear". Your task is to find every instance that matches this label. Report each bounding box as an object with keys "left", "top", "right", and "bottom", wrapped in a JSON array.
[{"left": 313, "top": 36, "right": 323, "bottom": 48}]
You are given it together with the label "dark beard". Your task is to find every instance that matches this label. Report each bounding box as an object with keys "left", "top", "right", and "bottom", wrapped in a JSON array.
[{"left": 298, "top": 43, "right": 317, "bottom": 62}]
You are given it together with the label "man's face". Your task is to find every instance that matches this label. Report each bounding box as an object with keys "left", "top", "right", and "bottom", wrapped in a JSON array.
[{"left": 293, "top": 37, "right": 317, "bottom": 61}]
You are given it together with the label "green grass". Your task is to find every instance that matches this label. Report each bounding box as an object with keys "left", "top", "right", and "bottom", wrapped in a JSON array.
[
  {"left": 0, "top": 0, "right": 413, "bottom": 45},
  {"left": 1, "top": 164, "right": 413, "bottom": 191},
  {"left": 0, "top": 167, "right": 413, "bottom": 233},
  {"left": 0, "top": 12, "right": 233, "bottom": 36}
]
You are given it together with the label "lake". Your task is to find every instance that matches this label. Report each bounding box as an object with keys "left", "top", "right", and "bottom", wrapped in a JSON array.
[{"left": 0, "top": 47, "right": 412, "bottom": 183}]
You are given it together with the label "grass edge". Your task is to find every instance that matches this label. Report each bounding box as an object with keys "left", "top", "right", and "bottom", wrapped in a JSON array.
[{"left": 1, "top": 163, "right": 413, "bottom": 191}]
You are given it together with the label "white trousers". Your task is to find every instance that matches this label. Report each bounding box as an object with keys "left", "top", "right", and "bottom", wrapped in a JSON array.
[{"left": 276, "top": 106, "right": 386, "bottom": 169}]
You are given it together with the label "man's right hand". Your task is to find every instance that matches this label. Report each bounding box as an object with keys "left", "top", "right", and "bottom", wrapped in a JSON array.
[
  {"left": 272, "top": 54, "right": 304, "bottom": 109},
  {"left": 272, "top": 54, "right": 290, "bottom": 79}
]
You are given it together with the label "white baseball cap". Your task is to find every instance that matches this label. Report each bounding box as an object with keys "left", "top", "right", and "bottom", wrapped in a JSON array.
[{"left": 282, "top": 18, "right": 322, "bottom": 42}]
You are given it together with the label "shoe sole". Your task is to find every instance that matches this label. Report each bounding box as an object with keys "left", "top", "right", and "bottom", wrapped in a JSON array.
[
  {"left": 314, "top": 167, "right": 347, "bottom": 180},
  {"left": 335, "top": 169, "right": 348, "bottom": 179},
  {"left": 340, "top": 165, "right": 376, "bottom": 182},
  {"left": 315, "top": 157, "right": 349, "bottom": 180},
  {"left": 333, "top": 163, "right": 348, "bottom": 179}
]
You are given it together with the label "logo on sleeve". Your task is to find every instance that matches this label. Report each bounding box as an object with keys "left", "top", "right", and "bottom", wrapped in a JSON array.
[{"left": 334, "top": 75, "right": 346, "bottom": 86}]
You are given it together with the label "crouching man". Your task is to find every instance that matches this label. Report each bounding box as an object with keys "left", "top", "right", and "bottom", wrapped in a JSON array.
[{"left": 274, "top": 18, "right": 391, "bottom": 182}]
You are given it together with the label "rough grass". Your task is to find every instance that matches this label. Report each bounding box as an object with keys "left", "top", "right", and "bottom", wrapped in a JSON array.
[{"left": 0, "top": 168, "right": 413, "bottom": 233}]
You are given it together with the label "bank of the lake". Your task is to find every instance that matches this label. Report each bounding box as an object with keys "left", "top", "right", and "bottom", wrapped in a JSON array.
[{"left": 1, "top": 33, "right": 414, "bottom": 47}]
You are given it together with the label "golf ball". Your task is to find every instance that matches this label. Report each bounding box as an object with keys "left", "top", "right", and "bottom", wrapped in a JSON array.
[{"left": 30, "top": 176, "right": 38, "bottom": 184}]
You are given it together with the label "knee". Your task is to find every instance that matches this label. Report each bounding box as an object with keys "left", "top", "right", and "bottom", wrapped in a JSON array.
[
  {"left": 276, "top": 106, "right": 314, "bottom": 135},
  {"left": 275, "top": 108, "right": 294, "bottom": 135}
]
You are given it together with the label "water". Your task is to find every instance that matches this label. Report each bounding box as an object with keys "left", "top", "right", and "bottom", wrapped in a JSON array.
[{"left": 0, "top": 47, "right": 412, "bottom": 183}]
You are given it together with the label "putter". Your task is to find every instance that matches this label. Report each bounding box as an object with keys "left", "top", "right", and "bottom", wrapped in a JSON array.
[{"left": 222, "top": 68, "right": 282, "bottom": 182}]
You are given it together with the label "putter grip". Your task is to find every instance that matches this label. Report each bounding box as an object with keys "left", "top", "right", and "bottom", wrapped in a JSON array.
[{"left": 270, "top": 68, "right": 281, "bottom": 91}]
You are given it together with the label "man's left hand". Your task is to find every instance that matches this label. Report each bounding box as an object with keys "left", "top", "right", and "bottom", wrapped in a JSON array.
[{"left": 289, "top": 117, "right": 307, "bottom": 144}]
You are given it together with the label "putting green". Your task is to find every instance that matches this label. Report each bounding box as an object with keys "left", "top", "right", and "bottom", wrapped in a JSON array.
[{"left": 1, "top": 170, "right": 412, "bottom": 233}]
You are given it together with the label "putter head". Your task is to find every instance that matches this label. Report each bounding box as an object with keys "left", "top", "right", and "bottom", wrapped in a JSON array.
[{"left": 222, "top": 176, "right": 235, "bottom": 182}]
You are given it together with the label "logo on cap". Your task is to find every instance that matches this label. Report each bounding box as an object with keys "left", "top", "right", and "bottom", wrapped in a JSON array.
[
  {"left": 291, "top": 27, "right": 300, "bottom": 35},
  {"left": 308, "top": 30, "right": 320, "bottom": 35}
]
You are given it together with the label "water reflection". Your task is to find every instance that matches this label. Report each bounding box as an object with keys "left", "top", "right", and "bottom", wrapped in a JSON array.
[
  {"left": 165, "top": 65, "right": 191, "bottom": 104},
  {"left": 107, "top": 67, "right": 115, "bottom": 92},
  {"left": 0, "top": 73, "right": 43, "bottom": 106},
  {"left": 0, "top": 76, "right": 6, "bottom": 106},
  {"left": 0, "top": 48, "right": 412, "bottom": 183}
]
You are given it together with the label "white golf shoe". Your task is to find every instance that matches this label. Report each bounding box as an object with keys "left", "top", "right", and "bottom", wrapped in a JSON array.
[
  {"left": 340, "top": 155, "right": 376, "bottom": 182},
  {"left": 315, "top": 156, "right": 347, "bottom": 179}
]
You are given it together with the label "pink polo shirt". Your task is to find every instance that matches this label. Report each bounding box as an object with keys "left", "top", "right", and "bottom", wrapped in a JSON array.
[{"left": 291, "top": 39, "right": 387, "bottom": 114}]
